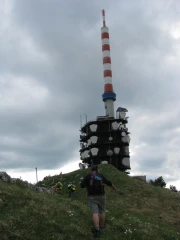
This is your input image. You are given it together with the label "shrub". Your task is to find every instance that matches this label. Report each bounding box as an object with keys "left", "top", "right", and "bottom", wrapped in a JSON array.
[{"left": 149, "top": 176, "right": 166, "bottom": 188}]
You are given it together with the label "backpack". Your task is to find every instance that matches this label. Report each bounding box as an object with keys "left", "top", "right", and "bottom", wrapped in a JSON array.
[
  {"left": 57, "top": 182, "right": 62, "bottom": 188},
  {"left": 89, "top": 171, "right": 104, "bottom": 194},
  {"left": 68, "top": 184, "right": 75, "bottom": 191}
]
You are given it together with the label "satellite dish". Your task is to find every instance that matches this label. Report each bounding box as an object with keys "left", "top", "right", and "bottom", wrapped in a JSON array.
[
  {"left": 124, "top": 146, "right": 129, "bottom": 154},
  {"left": 122, "top": 158, "right": 130, "bottom": 167},
  {"left": 90, "top": 148, "right": 99, "bottom": 156},
  {"left": 90, "top": 124, "right": 98, "bottom": 132},
  {"left": 101, "top": 161, "right": 108, "bottom": 164},
  {"left": 109, "top": 137, "right": 113, "bottom": 141},
  {"left": 79, "top": 163, "right": 83, "bottom": 169},
  {"left": 87, "top": 139, "right": 91, "bottom": 146},
  {"left": 81, "top": 152, "right": 85, "bottom": 159},
  {"left": 126, "top": 136, "right": 130, "bottom": 143},
  {"left": 84, "top": 150, "right": 89, "bottom": 158},
  {"left": 107, "top": 150, "right": 113, "bottom": 156},
  {"left": 112, "top": 122, "right": 119, "bottom": 130},
  {"left": 122, "top": 136, "right": 130, "bottom": 143},
  {"left": 114, "top": 147, "right": 120, "bottom": 154},
  {"left": 90, "top": 136, "right": 98, "bottom": 144},
  {"left": 121, "top": 132, "right": 126, "bottom": 137}
]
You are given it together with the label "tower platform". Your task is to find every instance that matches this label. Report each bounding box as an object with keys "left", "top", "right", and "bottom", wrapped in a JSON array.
[{"left": 79, "top": 107, "right": 131, "bottom": 172}]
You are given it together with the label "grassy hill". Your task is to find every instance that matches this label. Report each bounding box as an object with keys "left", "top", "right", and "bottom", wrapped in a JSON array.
[{"left": 0, "top": 164, "right": 180, "bottom": 240}]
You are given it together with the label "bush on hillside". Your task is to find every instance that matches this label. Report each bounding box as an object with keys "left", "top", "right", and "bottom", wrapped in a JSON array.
[
  {"left": 170, "top": 185, "right": 179, "bottom": 193},
  {"left": 149, "top": 176, "right": 166, "bottom": 188},
  {"left": 15, "top": 178, "right": 27, "bottom": 188}
]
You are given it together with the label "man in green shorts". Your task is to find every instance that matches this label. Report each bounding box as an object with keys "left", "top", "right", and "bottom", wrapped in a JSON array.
[{"left": 80, "top": 165, "right": 117, "bottom": 238}]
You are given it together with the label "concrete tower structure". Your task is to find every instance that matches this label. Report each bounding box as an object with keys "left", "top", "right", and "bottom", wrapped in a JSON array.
[
  {"left": 101, "top": 9, "right": 116, "bottom": 118},
  {"left": 79, "top": 10, "right": 131, "bottom": 173}
]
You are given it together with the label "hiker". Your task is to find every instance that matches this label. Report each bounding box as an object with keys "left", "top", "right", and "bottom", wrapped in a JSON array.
[
  {"left": 55, "top": 181, "right": 63, "bottom": 194},
  {"left": 80, "top": 165, "right": 117, "bottom": 238},
  {"left": 68, "top": 183, "right": 76, "bottom": 197}
]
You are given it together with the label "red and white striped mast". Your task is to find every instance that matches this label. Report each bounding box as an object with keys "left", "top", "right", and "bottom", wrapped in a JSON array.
[{"left": 101, "top": 9, "right": 116, "bottom": 118}]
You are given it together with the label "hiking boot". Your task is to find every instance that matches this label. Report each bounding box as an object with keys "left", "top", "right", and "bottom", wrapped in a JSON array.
[
  {"left": 99, "top": 224, "right": 105, "bottom": 230},
  {"left": 91, "top": 228, "right": 101, "bottom": 238}
]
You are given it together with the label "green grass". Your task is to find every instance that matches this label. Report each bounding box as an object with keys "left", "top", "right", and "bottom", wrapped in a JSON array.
[{"left": 0, "top": 164, "right": 180, "bottom": 240}]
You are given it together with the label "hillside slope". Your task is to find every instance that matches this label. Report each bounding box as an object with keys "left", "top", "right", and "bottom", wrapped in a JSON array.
[{"left": 0, "top": 164, "right": 180, "bottom": 240}]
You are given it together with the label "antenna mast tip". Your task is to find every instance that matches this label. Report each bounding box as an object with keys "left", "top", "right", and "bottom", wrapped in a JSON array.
[{"left": 102, "top": 9, "right": 106, "bottom": 26}]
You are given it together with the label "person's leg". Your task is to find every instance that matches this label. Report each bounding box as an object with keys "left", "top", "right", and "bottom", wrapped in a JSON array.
[
  {"left": 99, "top": 212, "right": 105, "bottom": 227},
  {"left": 88, "top": 196, "right": 101, "bottom": 238},
  {"left": 99, "top": 195, "right": 106, "bottom": 228},
  {"left": 92, "top": 213, "right": 99, "bottom": 229},
  {"left": 91, "top": 213, "right": 101, "bottom": 237},
  {"left": 88, "top": 197, "right": 100, "bottom": 230}
]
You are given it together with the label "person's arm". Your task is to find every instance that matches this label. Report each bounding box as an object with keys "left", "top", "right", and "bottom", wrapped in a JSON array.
[
  {"left": 103, "top": 175, "right": 117, "bottom": 191},
  {"left": 111, "top": 184, "right": 117, "bottom": 191},
  {"left": 80, "top": 175, "right": 88, "bottom": 188}
]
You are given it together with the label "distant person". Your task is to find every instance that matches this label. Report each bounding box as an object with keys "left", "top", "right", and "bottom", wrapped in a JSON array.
[
  {"left": 68, "top": 183, "right": 76, "bottom": 197},
  {"left": 80, "top": 165, "right": 117, "bottom": 238},
  {"left": 55, "top": 181, "right": 63, "bottom": 194}
]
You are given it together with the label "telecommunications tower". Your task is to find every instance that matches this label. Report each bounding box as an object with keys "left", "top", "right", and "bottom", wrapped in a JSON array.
[{"left": 79, "top": 10, "right": 131, "bottom": 172}]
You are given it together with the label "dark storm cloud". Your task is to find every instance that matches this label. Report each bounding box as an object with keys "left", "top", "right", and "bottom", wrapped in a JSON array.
[{"left": 1, "top": 0, "right": 180, "bottom": 185}]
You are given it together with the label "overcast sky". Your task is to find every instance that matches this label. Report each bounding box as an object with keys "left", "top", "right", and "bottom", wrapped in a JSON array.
[{"left": 1, "top": 0, "right": 180, "bottom": 187}]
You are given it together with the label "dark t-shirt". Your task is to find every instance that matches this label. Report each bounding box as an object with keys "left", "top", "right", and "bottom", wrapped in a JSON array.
[{"left": 80, "top": 173, "right": 112, "bottom": 196}]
